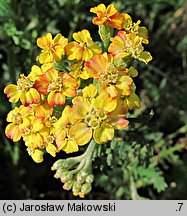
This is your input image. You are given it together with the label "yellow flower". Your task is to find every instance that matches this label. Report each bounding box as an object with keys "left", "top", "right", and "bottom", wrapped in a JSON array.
[
  {"left": 72, "top": 84, "right": 128, "bottom": 144},
  {"left": 4, "top": 74, "right": 40, "bottom": 106},
  {"left": 65, "top": 29, "right": 102, "bottom": 61},
  {"left": 85, "top": 53, "right": 134, "bottom": 97},
  {"left": 34, "top": 69, "right": 78, "bottom": 106},
  {"left": 54, "top": 106, "right": 92, "bottom": 153},
  {"left": 5, "top": 105, "right": 31, "bottom": 142},
  {"left": 22, "top": 116, "right": 47, "bottom": 149},
  {"left": 37, "top": 32, "right": 68, "bottom": 64},
  {"left": 69, "top": 61, "right": 89, "bottom": 85},
  {"left": 122, "top": 13, "right": 149, "bottom": 44},
  {"left": 90, "top": 4, "right": 124, "bottom": 29},
  {"left": 108, "top": 31, "right": 152, "bottom": 63}
]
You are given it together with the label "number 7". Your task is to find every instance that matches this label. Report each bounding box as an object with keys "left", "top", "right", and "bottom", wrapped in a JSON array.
[{"left": 178, "top": 203, "right": 183, "bottom": 211}]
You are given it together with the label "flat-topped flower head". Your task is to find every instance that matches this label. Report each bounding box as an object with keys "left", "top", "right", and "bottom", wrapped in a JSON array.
[
  {"left": 108, "top": 31, "right": 152, "bottom": 64},
  {"left": 4, "top": 74, "right": 40, "bottom": 106},
  {"left": 34, "top": 69, "right": 78, "bottom": 106},
  {"left": 65, "top": 29, "right": 102, "bottom": 61},
  {"left": 37, "top": 32, "right": 68, "bottom": 64},
  {"left": 85, "top": 53, "right": 134, "bottom": 97},
  {"left": 90, "top": 3, "right": 124, "bottom": 29}
]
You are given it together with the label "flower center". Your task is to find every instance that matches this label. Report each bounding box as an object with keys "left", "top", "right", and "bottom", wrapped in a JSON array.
[
  {"left": 98, "top": 63, "right": 118, "bottom": 86},
  {"left": 47, "top": 76, "right": 63, "bottom": 92},
  {"left": 16, "top": 74, "right": 33, "bottom": 92},
  {"left": 46, "top": 135, "right": 55, "bottom": 143},
  {"left": 85, "top": 106, "right": 107, "bottom": 129},
  {"left": 12, "top": 112, "right": 23, "bottom": 124},
  {"left": 45, "top": 115, "right": 57, "bottom": 127},
  {"left": 124, "top": 35, "right": 143, "bottom": 58}
]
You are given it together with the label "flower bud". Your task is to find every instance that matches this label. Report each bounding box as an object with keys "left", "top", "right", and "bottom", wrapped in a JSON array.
[
  {"left": 63, "top": 180, "right": 74, "bottom": 191},
  {"left": 86, "top": 174, "right": 94, "bottom": 183},
  {"left": 81, "top": 183, "right": 92, "bottom": 195},
  {"left": 52, "top": 159, "right": 66, "bottom": 170},
  {"left": 60, "top": 172, "right": 73, "bottom": 183},
  {"left": 76, "top": 172, "right": 86, "bottom": 184},
  {"left": 72, "top": 181, "right": 82, "bottom": 196}
]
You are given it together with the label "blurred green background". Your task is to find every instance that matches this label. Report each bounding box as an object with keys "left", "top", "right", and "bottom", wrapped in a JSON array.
[{"left": 0, "top": 0, "right": 187, "bottom": 199}]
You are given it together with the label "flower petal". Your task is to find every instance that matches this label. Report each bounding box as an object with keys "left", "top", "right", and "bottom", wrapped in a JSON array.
[
  {"left": 5, "top": 123, "right": 22, "bottom": 142},
  {"left": 62, "top": 139, "right": 79, "bottom": 154},
  {"left": 48, "top": 92, "right": 65, "bottom": 106},
  {"left": 70, "top": 122, "right": 92, "bottom": 146},
  {"left": 4, "top": 84, "right": 20, "bottom": 103},
  {"left": 93, "top": 123, "right": 114, "bottom": 144}
]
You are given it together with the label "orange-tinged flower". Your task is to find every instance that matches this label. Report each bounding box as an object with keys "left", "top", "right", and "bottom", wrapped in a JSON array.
[
  {"left": 34, "top": 69, "right": 78, "bottom": 106},
  {"left": 65, "top": 29, "right": 102, "bottom": 61},
  {"left": 5, "top": 105, "right": 31, "bottom": 142},
  {"left": 72, "top": 84, "right": 128, "bottom": 144},
  {"left": 85, "top": 53, "right": 134, "bottom": 97},
  {"left": 4, "top": 74, "right": 40, "bottom": 106},
  {"left": 108, "top": 31, "right": 152, "bottom": 63},
  {"left": 122, "top": 13, "right": 149, "bottom": 44},
  {"left": 54, "top": 106, "right": 92, "bottom": 153},
  {"left": 37, "top": 33, "right": 68, "bottom": 64},
  {"left": 90, "top": 4, "right": 124, "bottom": 29}
]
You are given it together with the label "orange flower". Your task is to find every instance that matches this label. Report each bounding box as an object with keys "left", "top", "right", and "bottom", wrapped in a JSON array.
[
  {"left": 34, "top": 69, "right": 78, "bottom": 106},
  {"left": 65, "top": 29, "right": 102, "bottom": 61},
  {"left": 37, "top": 32, "right": 68, "bottom": 64},
  {"left": 108, "top": 31, "right": 152, "bottom": 63},
  {"left": 85, "top": 53, "right": 134, "bottom": 97},
  {"left": 4, "top": 74, "right": 40, "bottom": 106},
  {"left": 90, "top": 4, "right": 124, "bottom": 29},
  {"left": 5, "top": 105, "right": 31, "bottom": 142}
]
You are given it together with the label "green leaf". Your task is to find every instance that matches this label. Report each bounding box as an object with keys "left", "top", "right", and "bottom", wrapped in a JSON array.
[{"left": 137, "top": 165, "right": 167, "bottom": 192}]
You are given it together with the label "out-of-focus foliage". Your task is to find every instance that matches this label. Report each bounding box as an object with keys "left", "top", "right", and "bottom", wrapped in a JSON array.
[{"left": 0, "top": 0, "right": 187, "bottom": 199}]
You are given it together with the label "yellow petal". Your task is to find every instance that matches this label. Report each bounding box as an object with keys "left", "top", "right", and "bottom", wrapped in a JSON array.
[
  {"left": 37, "top": 33, "right": 52, "bottom": 49},
  {"left": 31, "top": 149, "right": 44, "bottom": 163},
  {"left": 72, "top": 96, "right": 90, "bottom": 119},
  {"left": 5, "top": 123, "right": 21, "bottom": 142},
  {"left": 62, "top": 139, "right": 79, "bottom": 154},
  {"left": 93, "top": 91, "right": 117, "bottom": 112},
  {"left": 139, "top": 51, "right": 152, "bottom": 64},
  {"left": 4, "top": 84, "right": 20, "bottom": 103},
  {"left": 48, "top": 92, "right": 65, "bottom": 106},
  {"left": 46, "top": 143, "right": 57, "bottom": 157},
  {"left": 70, "top": 123, "right": 92, "bottom": 146},
  {"left": 20, "top": 88, "right": 40, "bottom": 106},
  {"left": 93, "top": 123, "right": 114, "bottom": 144},
  {"left": 82, "top": 84, "right": 97, "bottom": 99},
  {"left": 116, "top": 75, "right": 133, "bottom": 95},
  {"left": 28, "top": 65, "right": 43, "bottom": 82},
  {"left": 73, "top": 29, "right": 91, "bottom": 43}
]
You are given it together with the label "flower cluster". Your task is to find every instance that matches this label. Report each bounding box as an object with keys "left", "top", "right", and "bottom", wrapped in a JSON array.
[{"left": 4, "top": 3, "right": 152, "bottom": 196}]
